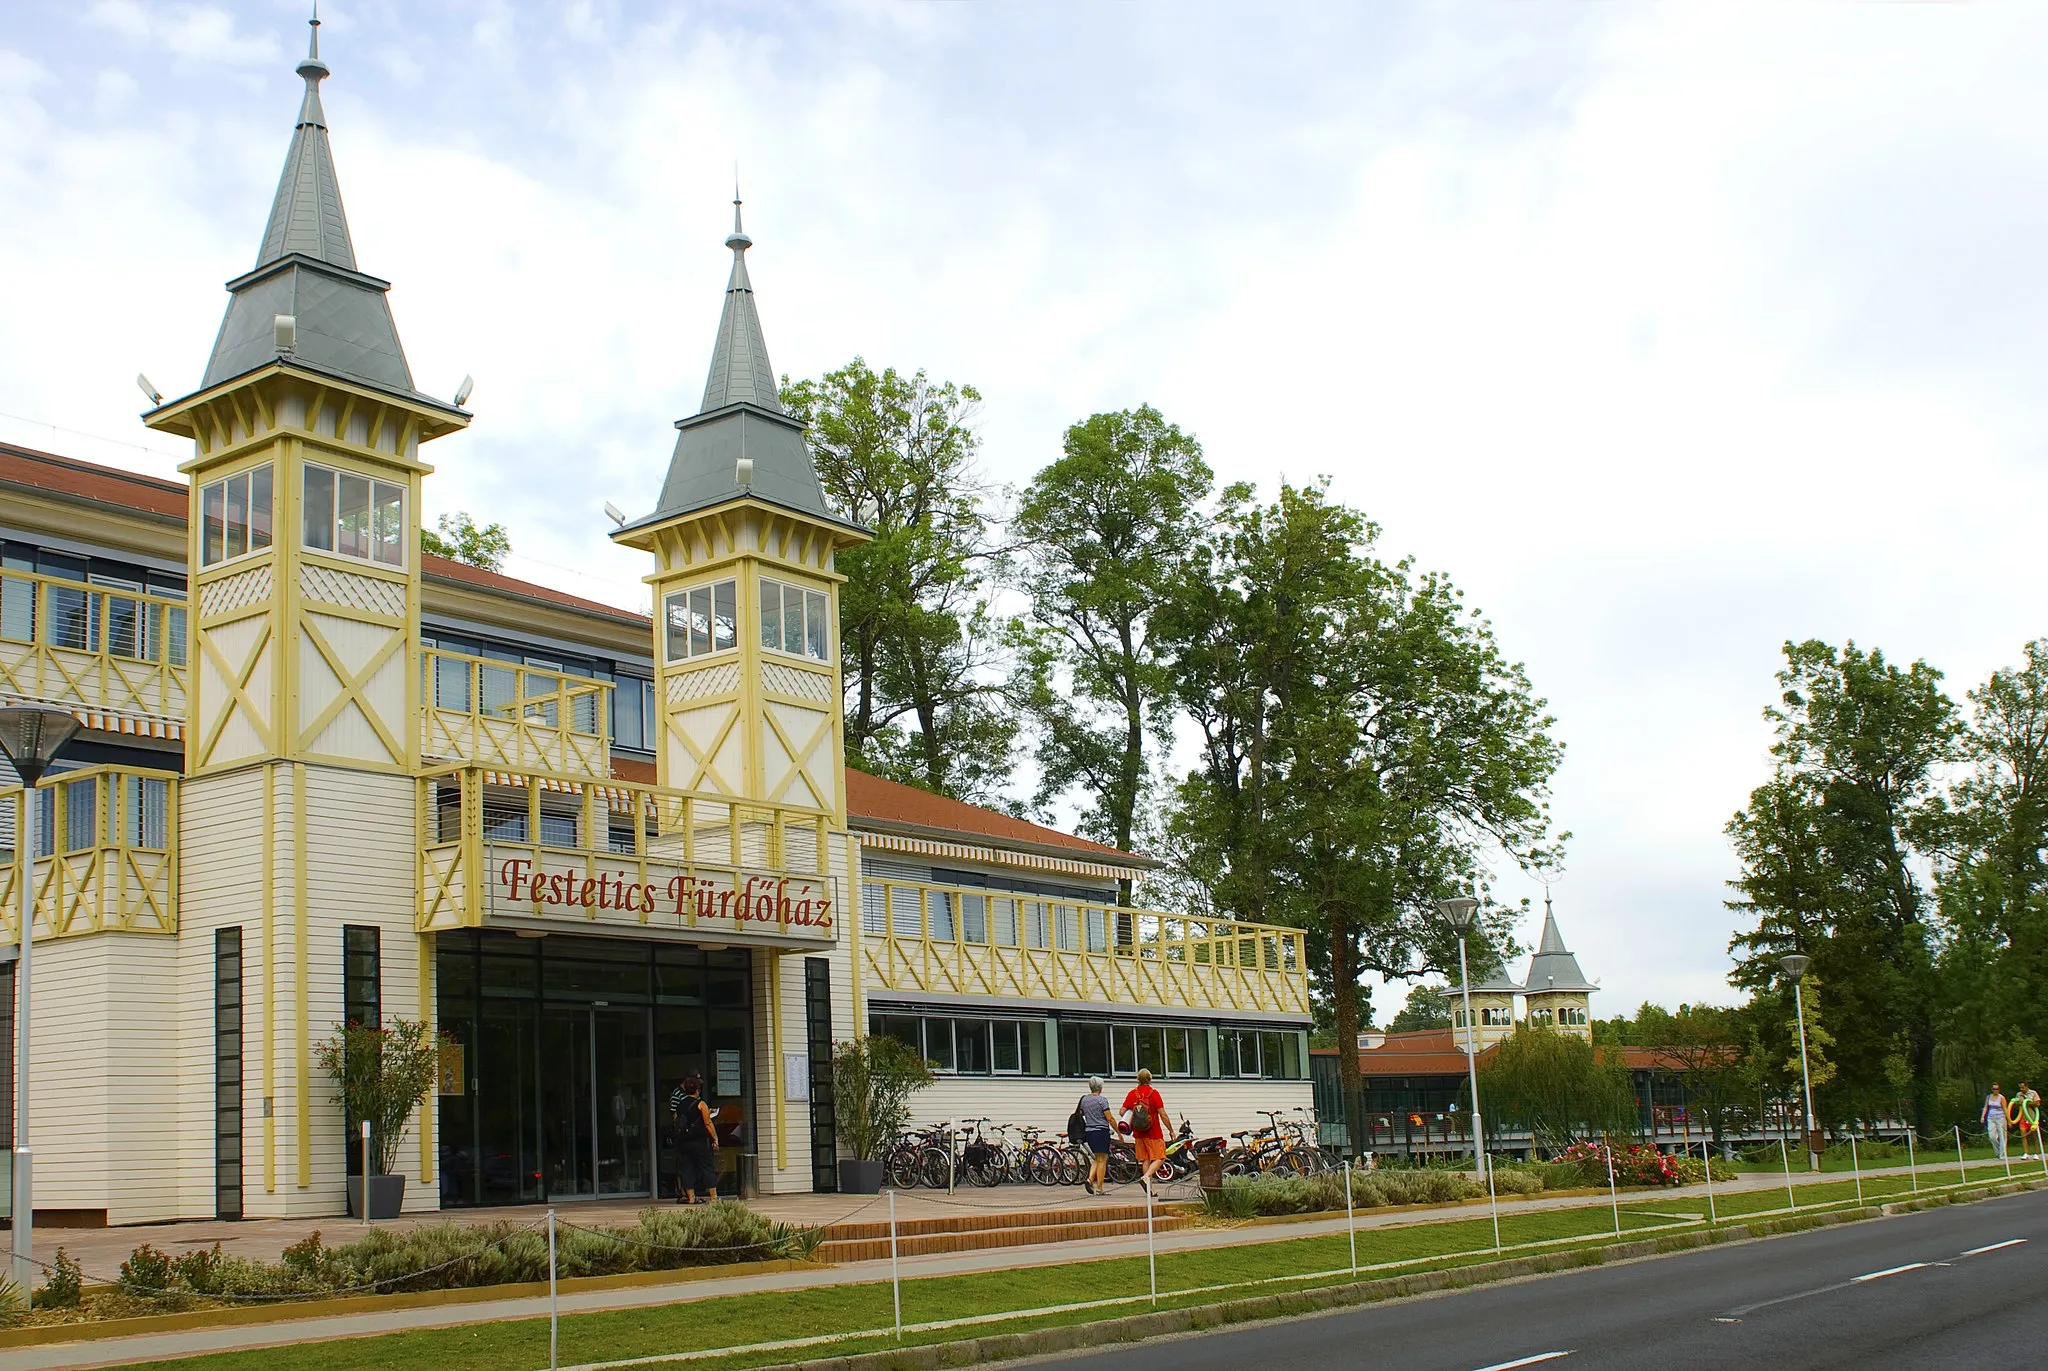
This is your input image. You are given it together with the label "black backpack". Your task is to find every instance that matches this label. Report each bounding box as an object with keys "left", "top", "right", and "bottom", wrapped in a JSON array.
[
  {"left": 675, "top": 1094, "right": 710, "bottom": 1144},
  {"left": 1067, "top": 1097, "right": 1088, "bottom": 1145}
]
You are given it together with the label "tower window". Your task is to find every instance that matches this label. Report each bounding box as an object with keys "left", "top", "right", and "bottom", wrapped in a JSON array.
[
  {"left": 303, "top": 462, "right": 405, "bottom": 568},
  {"left": 198, "top": 464, "right": 274, "bottom": 567},
  {"left": 663, "top": 579, "right": 737, "bottom": 662},
  {"left": 759, "top": 577, "right": 830, "bottom": 662}
]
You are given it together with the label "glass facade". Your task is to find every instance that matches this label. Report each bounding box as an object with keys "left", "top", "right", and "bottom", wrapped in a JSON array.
[{"left": 436, "top": 930, "right": 755, "bottom": 1206}]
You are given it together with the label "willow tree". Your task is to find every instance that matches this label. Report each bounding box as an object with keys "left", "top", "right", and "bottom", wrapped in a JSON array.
[{"left": 1478, "top": 1026, "right": 1636, "bottom": 1153}]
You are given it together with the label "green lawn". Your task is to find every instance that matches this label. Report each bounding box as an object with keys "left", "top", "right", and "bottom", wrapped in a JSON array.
[{"left": 96, "top": 1171, "right": 2014, "bottom": 1371}]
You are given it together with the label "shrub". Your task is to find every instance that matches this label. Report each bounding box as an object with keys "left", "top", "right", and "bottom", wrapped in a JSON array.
[
  {"left": 170, "top": 1243, "right": 226, "bottom": 1296},
  {"left": 1486, "top": 1167, "right": 1544, "bottom": 1197},
  {"left": 32, "top": 1248, "right": 83, "bottom": 1309},
  {"left": 1204, "top": 1166, "right": 1485, "bottom": 1218},
  {"left": 119, "top": 1243, "right": 175, "bottom": 1296},
  {"left": 0, "top": 1276, "right": 26, "bottom": 1329}
]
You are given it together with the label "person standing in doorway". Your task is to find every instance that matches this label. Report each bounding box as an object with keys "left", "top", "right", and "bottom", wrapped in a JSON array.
[
  {"left": 1983, "top": 1083, "right": 2009, "bottom": 1162},
  {"left": 1078, "top": 1077, "right": 1115, "bottom": 1195},
  {"left": 670, "top": 1075, "right": 720, "bottom": 1204},
  {"left": 1122, "top": 1068, "right": 1170, "bottom": 1199}
]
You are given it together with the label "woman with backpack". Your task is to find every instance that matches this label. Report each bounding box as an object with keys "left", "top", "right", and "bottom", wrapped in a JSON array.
[
  {"left": 1122, "top": 1068, "right": 1170, "bottom": 1199},
  {"left": 1074, "top": 1076, "right": 1116, "bottom": 1195},
  {"left": 669, "top": 1075, "right": 720, "bottom": 1204}
]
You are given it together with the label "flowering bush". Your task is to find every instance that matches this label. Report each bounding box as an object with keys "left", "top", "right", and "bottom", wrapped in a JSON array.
[{"left": 1553, "top": 1140, "right": 1682, "bottom": 1187}]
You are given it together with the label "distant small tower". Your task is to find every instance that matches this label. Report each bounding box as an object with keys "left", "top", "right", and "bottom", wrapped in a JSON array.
[
  {"left": 1441, "top": 962, "right": 1524, "bottom": 1051},
  {"left": 1520, "top": 891, "right": 1597, "bottom": 1040}
]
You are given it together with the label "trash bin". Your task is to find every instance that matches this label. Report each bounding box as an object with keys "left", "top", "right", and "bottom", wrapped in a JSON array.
[{"left": 1197, "top": 1150, "right": 1224, "bottom": 1194}]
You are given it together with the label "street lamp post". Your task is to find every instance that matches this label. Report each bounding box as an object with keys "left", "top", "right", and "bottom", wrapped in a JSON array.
[
  {"left": 0, "top": 705, "right": 82, "bottom": 1297},
  {"left": 1780, "top": 953, "right": 1819, "bottom": 1173},
  {"left": 1438, "top": 897, "right": 1487, "bottom": 1180}
]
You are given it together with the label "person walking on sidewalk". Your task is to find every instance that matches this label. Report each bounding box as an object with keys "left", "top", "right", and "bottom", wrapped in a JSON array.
[
  {"left": 1122, "top": 1068, "right": 1171, "bottom": 1199},
  {"left": 2012, "top": 1082, "right": 2042, "bottom": 1161},
  {"left": 1984, "top": 1083, "right": 2009, "bottom": 1162},
  {"left": 1077, "top": 1077, "right": 1116, "bottom": 1195}
]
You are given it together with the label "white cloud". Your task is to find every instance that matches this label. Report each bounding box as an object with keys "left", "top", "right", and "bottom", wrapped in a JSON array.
[{"left": 8, "top": 1, "right": 2048, "bottom": 1012}]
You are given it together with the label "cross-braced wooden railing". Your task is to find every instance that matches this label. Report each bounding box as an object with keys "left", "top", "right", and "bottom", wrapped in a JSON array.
[
  {"left": 0, "top": 765, "right": 179, "bottom": 940},
  {"left": 0, "top": 569, "right": 188, "bottom": 724},
  {"left": 419, "top": 647, "right": 612, "bottom": 778},
  {"left": 858, "top": 876, "right": 1310, "bottom": 1016}
]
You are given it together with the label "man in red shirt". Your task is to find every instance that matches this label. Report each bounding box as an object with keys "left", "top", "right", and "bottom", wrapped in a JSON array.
[{"left": 1122, "top": 1068, "right": 1171, "bottom": 1198}]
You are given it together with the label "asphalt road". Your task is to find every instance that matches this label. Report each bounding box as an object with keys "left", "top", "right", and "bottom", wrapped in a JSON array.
[{"left": 1028, "top": 1189, "right": 2048, "bottom": 1371}]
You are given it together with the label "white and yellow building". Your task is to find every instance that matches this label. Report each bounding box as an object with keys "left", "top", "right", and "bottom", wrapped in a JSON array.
[{"left": 0, "top": 26, "right": 1310, "bottom": 1227}]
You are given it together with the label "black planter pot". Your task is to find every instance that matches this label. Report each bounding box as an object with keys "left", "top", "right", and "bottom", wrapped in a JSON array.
[
  {"left": 838, "top": 1158, "right": 885, "bottom": 1194},
  {"left": 347, "top": 1173, "right": 406, "bottom": 1220}
]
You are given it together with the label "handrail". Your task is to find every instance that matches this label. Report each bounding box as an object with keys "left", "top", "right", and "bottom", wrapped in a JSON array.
[
  {"left": 419, "top": 646, "right": 613, "bottom": 776},
  {"left": 0, "top": 763, "right": 181, "bottom": 939},
  {"left": 0, "top": 568, "right": 188, "bottom": 721},
  {"left": 858, "top": 874, "right": 1309, "bottom": 1015}
]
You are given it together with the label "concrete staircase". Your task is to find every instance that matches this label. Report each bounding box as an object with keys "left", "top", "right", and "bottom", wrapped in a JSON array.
[{"left": 818, "top": 1201, "right": 1193, "bottom": 1262}]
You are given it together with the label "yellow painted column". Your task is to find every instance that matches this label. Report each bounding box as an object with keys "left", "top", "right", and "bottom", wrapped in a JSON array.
[
  {"left": 294, "top": 762, "right": 311, "bottom": 1188},
  {"left": 263, "top": 763, "right": 276, "bottom": 1193}
]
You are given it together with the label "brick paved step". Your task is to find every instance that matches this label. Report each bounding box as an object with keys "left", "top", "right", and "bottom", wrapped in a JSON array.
[{"left": 818, "top": 1204, "right": 1191, "bottom": 1262}]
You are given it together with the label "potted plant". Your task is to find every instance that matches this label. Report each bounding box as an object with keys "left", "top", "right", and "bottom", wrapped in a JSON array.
[
  {"left": 315, "top": 1018, "right": 443, "bottom": 1220},
  {"left": 832, "top": 1035, "right": 933, "bottom": 1193}
]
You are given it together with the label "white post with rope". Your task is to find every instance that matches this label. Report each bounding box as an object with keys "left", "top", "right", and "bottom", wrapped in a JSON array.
[
  {"left": 1344, "top": 1160, "right": 1358, "bottom": 1275},
  {"left": 1699, "top": 1139, "right": 1717, "bottom": 1225},
  {"left": 1145, "top": 1186, "right": 1157, "bottom": 1305},
  {"left": 1956, "top": 1124, "right": 1967, "bottom": 1185},
  {"left": 1850, "top": 1133, "right": 1864, "bottom": 1207},
  {"left": 361, "top": 1120, "right": 372, "bottom": 1228},
  {"left": 1604, "top": 1138, "right": 1621, "bottom": 1238},
  {"left": 547, "top": 1207, "right": 558, "bottom": 1371},
  {"left": 1780, "top": 1135, "right": 1796, "bottom": 1211},
  {"left": 1906, "top": 1126, "right": 1918, "bottom": 1193},
  {"left": 888, "top": 1187, "right": 902, "bottom": 1339}
]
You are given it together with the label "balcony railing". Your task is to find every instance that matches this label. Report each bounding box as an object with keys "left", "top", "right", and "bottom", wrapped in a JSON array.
[
  {"left": 418, "top": 763, "right": 838, "bottom": 948},
  {"left": 859, "top": 877, "right": 1310, "bottom": 1016},
  {"left": 0, "top": 765, "right": 179, "bottom": 940},
  {"left": 420, "top": 647, "right": 611, "bottom": 777},
  {"left": 0, "top": 569, "right": 188, "bottom": 724}
]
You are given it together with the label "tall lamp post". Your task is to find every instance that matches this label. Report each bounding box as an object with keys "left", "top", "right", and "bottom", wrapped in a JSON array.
[
  {"left": 1780, "top": 953, "right": 1819, "bottom": 1173},
  {"left": 1438, "top": 897, "right": 1488, "bottom": 1180},
  {"left": 0, "top": 704, "right": 82, "bottom": 1297}
]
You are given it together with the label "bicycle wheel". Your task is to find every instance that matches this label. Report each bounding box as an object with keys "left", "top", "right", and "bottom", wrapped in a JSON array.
[
  {"left": 1060, "top": 1147, "right": 1087, "bottom": 1185},
  {"left": 1273, "top": 1149, "right": 1312, "bottom": 1177},
  {"left": 1221, "top": 1147, "right": 1256, "bottom": 1176},
  {"left": 918, "top": 1146, "right": 953, "bottom": 1190},
  {"left": 1107, "top": 1150, "right": 1140, "bottom": 1185},
  {"left": 1033, "top": 1148, "right": 1064, "bottom": 1186},
  {"left": 886, "top": 1149, "right": 921, "bottom": 1189}
]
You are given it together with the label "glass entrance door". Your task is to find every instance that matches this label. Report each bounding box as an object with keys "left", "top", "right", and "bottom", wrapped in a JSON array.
[{"left": 540, "top": 1006, "right": 652, "bottom": 1199}]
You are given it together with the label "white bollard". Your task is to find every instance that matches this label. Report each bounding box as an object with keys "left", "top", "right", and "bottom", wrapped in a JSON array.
[
  {"left": 547, "top": 1208, "right": 558, "bottom": 1371},
  {"left": 1850, "top": 1134, "right": 1863, "bottom": 1207},
  {"left": 1699, "top": 1140, "right": 1717, "bottom": 1225},
  {"left": 1484, "top": 1149, "right": 1501, "bottom": 1253},
  {"left": 1344, "top": 1161, "right": 1358, "bottom": 1276},
  {"left": 888, "top": 1187, "right": 902, "bottom": 1339},
  {"left": 1906, "top": 1127, "right": 1918, "bottom": 1194},
  {"left": 1956, "top": 1125, "right": 1967, "bottom": 1185},
  {"left": 1604, "top": 1141, "right": 1621, "bottom": 1238},
  {"left": 1780, "top": 1135, "right": 1796, "bottom": 1211},
  {"left": 361, "top": 1120, "right": 372, "bottom": 1228},
  {"left": 1145, "top": 1185, "right": 1157, "bottom": 1305}
]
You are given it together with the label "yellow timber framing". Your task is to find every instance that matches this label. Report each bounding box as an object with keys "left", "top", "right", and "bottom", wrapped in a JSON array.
[
  {"left": 0, "top": 765, "right": 180, "bottom": 940},
  {"left": 294, "top": 761, "right": 310, "bottom": 1188},
  {"left": 859, "top": 876, "right": 1311, "bottom": 1017},
  {"left": 0, "top": 568, "right": 190, "bottom": 724},
  {"left": 418, "top": 646, "right": 612, "bottom": 777}
]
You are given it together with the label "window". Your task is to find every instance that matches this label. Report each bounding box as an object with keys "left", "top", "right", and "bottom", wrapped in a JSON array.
[
  {"left": 199, "top": 465, "right": 274, "bottom": 567},
  {"left": 63, "top": 775, "right": 97, "bottom": 852},
  {"left": 612, "top": 676, "right": 656, "bottom": 752},
  {"left": 1528, "top": 1007, "right": 1554, "bottom": 1027},
  {"left": 759, "top": 577, "right": 830, "bottom": 661},
  {"left": 126, "top": 775, "right": 169, "bottom": 849},
  {"left": 343, "top": 925, "right": 381, "bottom": 1028},
  {"left": 215, "top": 928, "right": 244, "bottom": 1220},
  {"left": 304, "top": 463, "right": 404, "bottom": 568},
  {"left": 1481, "top": 1006, "right": 1513, "bottom": 1028},
  {"left": 664, "top": 580, "right": 737, "bottom": 662},
  {"left": 872, "top": 1013, "right": 1048, "bottom": 1076},
  {"left": 1559, "top": 1005, "right": 1588, "bottom": 1027}
]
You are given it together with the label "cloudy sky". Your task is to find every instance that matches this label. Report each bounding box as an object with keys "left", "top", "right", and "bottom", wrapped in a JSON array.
[{"left": 5, "top": 1, "right": 2046, "bottom": 1016}]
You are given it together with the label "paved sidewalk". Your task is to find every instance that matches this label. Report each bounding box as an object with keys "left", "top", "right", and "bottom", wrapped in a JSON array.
[{"left": 19, "top": 1161, "right": 2007, "bottom": 1371}]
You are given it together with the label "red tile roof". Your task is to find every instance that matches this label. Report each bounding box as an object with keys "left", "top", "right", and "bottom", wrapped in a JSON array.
[
  {"left": 0, "top": 442, "right": 187, "bottom": 520},
  {"left": 845, "top": 767, "right": 1152, "bottom": 866}
]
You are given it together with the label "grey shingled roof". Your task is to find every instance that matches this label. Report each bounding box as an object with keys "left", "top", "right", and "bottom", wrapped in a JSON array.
[
  {"left": 195, "top": 21, "right": 452, "bottom": 413},
  {"left": 1521, "top": 896, "right": 1598, "bottom": 995},
  {"left": 619, "top": 204, "right": 863, "bottom": 538}
]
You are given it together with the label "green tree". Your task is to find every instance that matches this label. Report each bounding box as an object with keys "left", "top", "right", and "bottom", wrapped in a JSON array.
[
  {"left": 1477, "top": 1025, "right": 1636, "bottom": 1153},
  {"left": 420, "top": 512, "right": 510, "bottom": 571},
  {"left": 1727, "top": 640, "right": 1960, "bottom": 1132},
  {"left": 1013, "top": 406, "right": 1211, "bottom": 878},
  {"left": 1387, "top": 982, "right": 1452, "bottom": 1032},
  {"left": 1639, "top": 1003, "right": 1757, "bottom": 1147},
  {"left": 781, "top": 359, "right": 1015, "bottom": 803},
  {"left": 1162, "top": 481, "right": 1563, "bottom": 1155}
]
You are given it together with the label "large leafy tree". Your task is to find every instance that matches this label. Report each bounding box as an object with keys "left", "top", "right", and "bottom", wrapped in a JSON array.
[
  {"left": 1013, "top": 407, "right": 1211, "bottom": 877},
  {"left": 1162, "top": 481, "right": 1563, "bottom": 1153},
  {"left": 1726, "top": 640, "right": 1960, "bottom": 1132},
  {"left": 1387, "top": 981, "right": 1453, "bottom": 1032},
  {"left": 420, "top": 512, "right": 510, "bottom": 571},
  {"left": 781, "top": 359, "right": 1015, "bottom": 803},
  {"left": 1477, "top": 1026, "right": 1636, "bottom": 1153}
]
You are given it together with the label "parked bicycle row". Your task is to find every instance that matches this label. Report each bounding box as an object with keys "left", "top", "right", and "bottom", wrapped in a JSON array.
[{"left": 879, "top": 1107, "right": 1339, "bottom": 1188}]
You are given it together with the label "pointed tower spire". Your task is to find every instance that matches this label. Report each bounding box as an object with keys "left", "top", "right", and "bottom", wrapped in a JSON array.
[
  {"left": 1522, "top": 890, "right": 1598, "bottom": 993},
  {"left": 180, "top": 17, "right": 455, "bottom": 412},
  {"left": 700, "top": 183, "right": 779, "bottom": 413},
  {"left": 617, "top": 201, "right": 862, "bottom": 536}
]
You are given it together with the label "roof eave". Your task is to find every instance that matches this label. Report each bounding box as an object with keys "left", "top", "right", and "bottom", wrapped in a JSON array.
[
  {"left": 851, "top": 814, "right": 1162, "bottom": 872},
  {"left": 611, "top": 490, "right": 871, "bottom": 550},
  {"left": 151, "top": 360, "right": 469, "bottom": 458}
]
